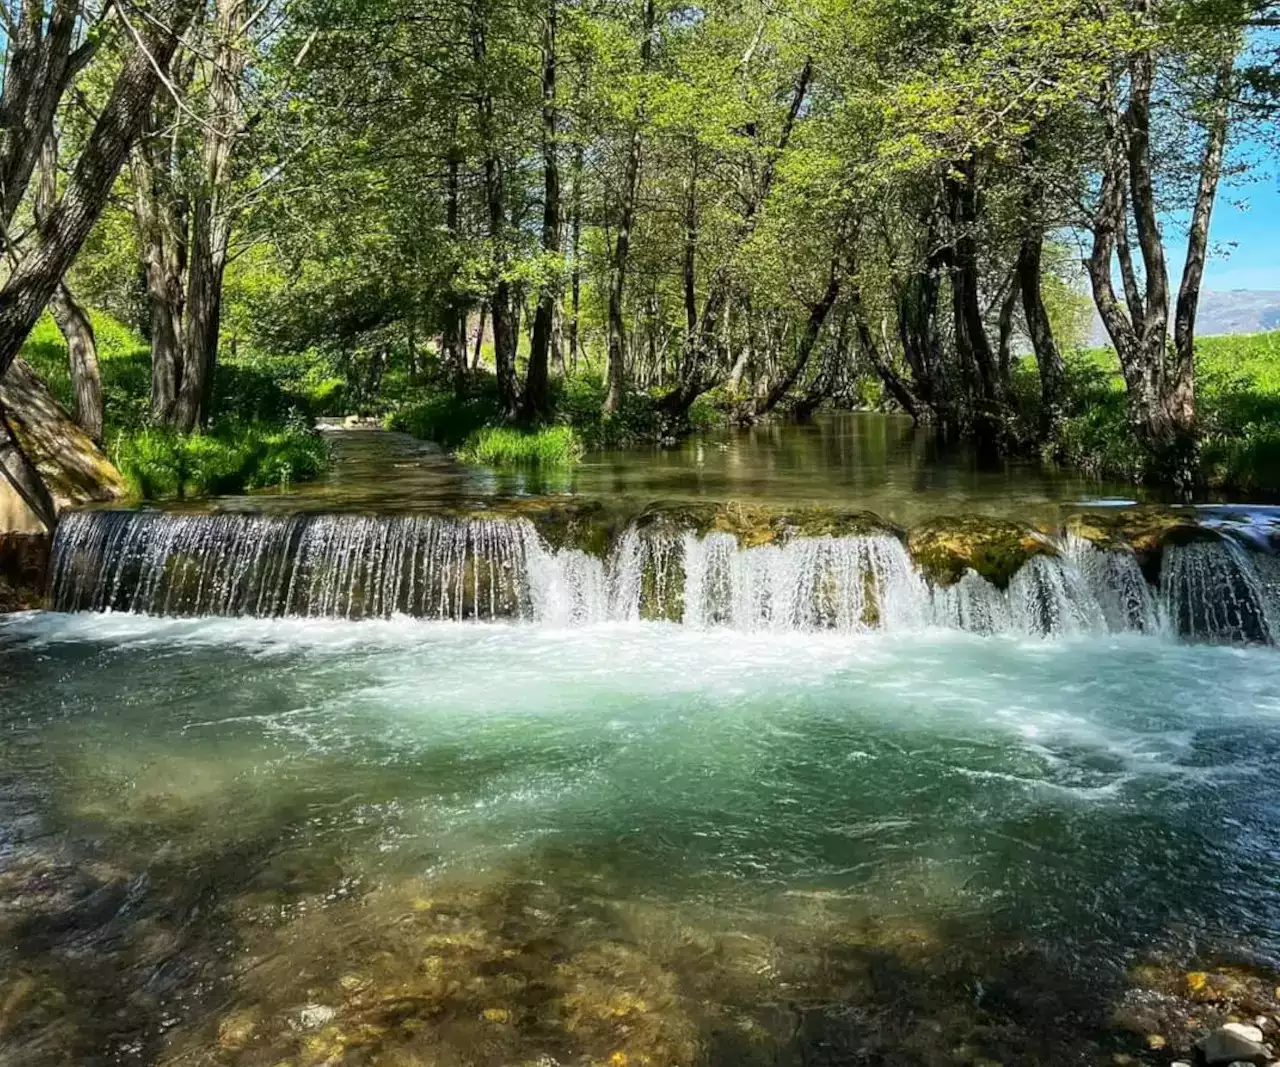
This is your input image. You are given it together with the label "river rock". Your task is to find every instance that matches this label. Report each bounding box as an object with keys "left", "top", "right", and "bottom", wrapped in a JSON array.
[
  {"left": 1196, "top": 1022, "right": 1271, "bottom": 1065},
  {"left": 907, "top": 515, "right": 1056, "bottom": 589}
]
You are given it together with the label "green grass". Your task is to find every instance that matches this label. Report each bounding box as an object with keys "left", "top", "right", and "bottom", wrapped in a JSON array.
[
  {"left": 20, "top": 310, "right": 331, "bottom": 501},
  {"left": 114, "top": 424, "right": 329, "bottom": 500},
  {"left": 456, "top": 425, "right": 584, "bottom": 467},
  {"left": 1052, "top": 330, "right": 1280, "bottom": 493}
]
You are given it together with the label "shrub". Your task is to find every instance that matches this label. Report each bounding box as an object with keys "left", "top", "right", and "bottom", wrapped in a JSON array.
[{"left": 456, "top": 425, "right": 584, "bottom": 467}]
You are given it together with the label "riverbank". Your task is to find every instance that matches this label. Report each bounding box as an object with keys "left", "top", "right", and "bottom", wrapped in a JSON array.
[{"left": 19, "top": 313, "right": 329, "bottom": 501}]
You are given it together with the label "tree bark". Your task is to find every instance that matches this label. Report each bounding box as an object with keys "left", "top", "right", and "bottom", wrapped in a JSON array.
[
  {"left": 660, "top": 55, "right": 813, "bottom": 416},
  {"left": 0, "top": 0, "right": 97, "bottom": 234},
  {"left": 523, "top": 0, "right": 560, "bottom": 421},
  {"left": 0, "top": 0, "right": 200, "bottom": 381},
  {"left": 1017, "top": 230, "right": 1065, "bottom": 441},
  {"left": 131, "top": 111, "right": 187, "bottom": 423},
  {"left": 49, "top": 284, "right": 103, "bottom": 444},
  {"left": 567, "top": 145, "right": 583, "bottom": 375},
  {"left": 36, "top": 134, "right": 103, "bottom": 443},
  {"left": 442, "top": 151, "right": 469, "bottom": 388},
  {"left": 472, "top": 5, "right": 520, "bottom": 417},
  {"left": 1084, "top": 48, "right": 1232, "bottom": 492}
]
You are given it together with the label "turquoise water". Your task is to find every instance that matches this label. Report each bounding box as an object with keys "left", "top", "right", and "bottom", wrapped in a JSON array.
[{"left": 3, "top": 613, "right": 1280, "bottom": 1064}]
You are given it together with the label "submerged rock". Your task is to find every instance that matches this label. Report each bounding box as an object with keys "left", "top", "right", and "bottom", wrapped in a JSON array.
[
  {"left": 0, "top": 531, "right": 49, "bottom": 612},
  {"left": 1196, "top": 1023, "right": 1271, "bottom": 1065},
  {"left": 907, "top": 516, "right": 1055, "bottom": 589}
]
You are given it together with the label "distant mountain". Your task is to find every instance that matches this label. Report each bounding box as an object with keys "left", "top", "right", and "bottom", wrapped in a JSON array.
[{"left": 1088, "top": 289, "right": 1280, "bottom": 345}]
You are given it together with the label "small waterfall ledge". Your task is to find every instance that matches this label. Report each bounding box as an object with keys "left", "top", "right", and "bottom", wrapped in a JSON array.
[{"left": 44, "top": 507, "right": 1280, "bottom": 645}]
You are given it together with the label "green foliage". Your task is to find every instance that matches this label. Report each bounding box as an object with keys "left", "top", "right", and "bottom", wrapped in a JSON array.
[
  {"left": 385, "top": 379, "right": 502, "bottom": 447},
  {"left": 456, "top": 426, "right": 584, "bottom": 467},
  {"left": 114, "top": 424, "right": 328, "bottom": 500},
  {"left": 1055, "top": 332, "right": 1280, "bottom": 493}
]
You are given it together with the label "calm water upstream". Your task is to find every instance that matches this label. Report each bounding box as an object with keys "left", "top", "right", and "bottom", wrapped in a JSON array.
[
  {"left": 4, "top": 413, "right": 1280, "bottom": 1066},
  {"left": 227, "top": 413, "right": 1164, "bottom": 522}
]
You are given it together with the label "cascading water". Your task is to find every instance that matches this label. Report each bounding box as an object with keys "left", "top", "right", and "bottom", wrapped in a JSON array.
[{"left": 46, "top": 509, "right": 1280, "bottom": 645}]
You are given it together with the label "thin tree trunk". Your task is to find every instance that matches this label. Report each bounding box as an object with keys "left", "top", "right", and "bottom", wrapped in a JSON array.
[
  {"left": 682, "top": 143, "right": 699, "bottom": 380},
  {"left": 131, "top": 113, "right": 187, "bottom": 424},
  {"left": 174, "top": 0, "right": 246, "bottom": 432},
  {"left": 567, "top": 144, "right": 583, "bottom": 376},
  {"left": 1017, "top": 230, "right": 1065, "bottom": 441},
  {"left": 660, "top": 55, "right": 813, "bottom": 416},
  {"left": 604, "top": 0, "right": 655, "bottom": 414},
  {"left": 442, "top": 151, "right": 469, "bottom": 387},
  {"left": 0, "top": 0, "right": 97, "bottom": 235},
  {"left": 523, "top": 0, "right": 560, "bottom": 421},
  {"left": 48, "top": 284, "right": 103, "bottom": 444},
  {"left": 472, "top": 301, "right": 488, "bottom": 371},
  {"left": 36, "top": 134, "right": 103, "bottom": 443},
  {"left": 755, "top": 253, "right": 843, "bottom": 418}
]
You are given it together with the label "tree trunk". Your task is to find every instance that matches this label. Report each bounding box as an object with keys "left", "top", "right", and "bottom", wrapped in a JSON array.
[
  {"left": 131, "top": 112, "right": 188, "bottom": 424},
  {"left": 1017, "top": 230, "right": 1065, "bottom": 441},
  {"left": 472, "top": 301, "right": 488, "bottom": 371},
  {"left": 0, "top": 0, "right": 200, "bottom": 382},
  {"left": 567, "top": 144, "right": 583, "bottom": 376},
  {"left": 942, "top": 159, "right": 1007, "bottom": 455},
  {"left": 660, "top": 56, "right": 813, "bottom": 417},
  {"left": 755, "top": 254, "right": 843, "bottom": 418},
  {"left": 851, "top": 286, "right": 921, "bottom": 421},
  {"left": 0, "top": 401, "right": 57, "bottom": 529},
  {"left": 682, "top": 143, "right": 699, "bottom": 381},
  {"left": 0, "top": 0, "right": 94, "bottom": 235},
  {"left": 173, "top": 0, "right": 247, "bottom": 432},
  {"left": 604, "top": 0, "right": 655, "bottom": 414},
  {"left": 35, "top": 134, "right": 104, "bottom": 443},
  {"left": 1085, "top": 48, "right": 1231, "bottom": 493},
  {"left": 442, "top": 151, "right": 469, "bottom": 388},
  {"left": 48, "top": 284, "right": 103, "bottom": 444},
  {"left": 472, "top": 6, "right": 520, "bottom": 417},
  {"left": 523, "top": 0, "right": 560, "bottom": 421}
]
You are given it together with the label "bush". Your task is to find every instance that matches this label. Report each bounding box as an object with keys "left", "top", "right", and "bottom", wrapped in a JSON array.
[
  {"left": 456, "top": 426, "right": 584, "bottom": 467},
  {"left": 114, "top": 424, "right": 328, "bottom": 500}
]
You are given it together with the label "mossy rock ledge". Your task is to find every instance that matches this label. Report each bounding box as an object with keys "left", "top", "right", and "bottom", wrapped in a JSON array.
[
  {"left": 1064, "top": 509, "right": 1219, "bottom": 582},
  {"left": 907, "top": 516, "right": 1057, "bottom": 590},
  {"left": 634, "top": 500, "right": 901, "bottom": 548}
]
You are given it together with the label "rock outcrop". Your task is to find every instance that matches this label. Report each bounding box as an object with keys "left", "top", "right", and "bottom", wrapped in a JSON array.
[{"left": 0, "top": 358, "right": 125, "bottom": 533}]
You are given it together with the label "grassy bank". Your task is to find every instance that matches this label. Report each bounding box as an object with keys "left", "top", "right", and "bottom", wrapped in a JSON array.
[
  {"left": 20, "top": 313, "right": 329, "bottom": 500},
  {"left": 385, "top": 373, "right": 720, "bottom": 467},
  {"left": 1048, "top": 330, "right": 1280, "bottom": 494}
]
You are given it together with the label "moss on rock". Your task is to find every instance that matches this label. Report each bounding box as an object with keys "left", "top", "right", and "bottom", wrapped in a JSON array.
[{"left": 907, "top": 516, "right": 1056, "bottom": 589}]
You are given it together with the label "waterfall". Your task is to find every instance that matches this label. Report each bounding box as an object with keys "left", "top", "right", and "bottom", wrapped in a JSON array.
[
  {"left": 1161, "top": 536, "right": 1276, "bottom": 644},
  {"left": 52, "top": 511, "right": 586, "bottom": 622},
  {"left": 46, "top": 509, "right": 1280, "bottom": 645}
]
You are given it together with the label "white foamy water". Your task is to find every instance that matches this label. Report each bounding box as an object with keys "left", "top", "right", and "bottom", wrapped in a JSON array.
[{"left": 44, "top": 510, "right": 1280, "bottom": 644}]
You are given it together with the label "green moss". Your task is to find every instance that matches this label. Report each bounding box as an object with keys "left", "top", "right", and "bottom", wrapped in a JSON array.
[{"left": 907, "top": 516, "right": 1056, "bottom": 589}]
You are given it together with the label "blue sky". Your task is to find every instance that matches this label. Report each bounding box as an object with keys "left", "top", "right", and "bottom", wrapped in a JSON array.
[{"left": 1199, "top": 139, "right": 1280, "bottom": 291}]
